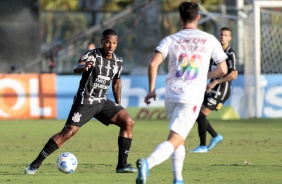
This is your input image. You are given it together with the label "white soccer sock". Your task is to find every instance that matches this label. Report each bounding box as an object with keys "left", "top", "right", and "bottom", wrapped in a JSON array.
[
  {"left": 147, "top": 141, "right": 174, "bottom": 169},
  {"left": 171, "top": 145, "right": 185, "bottom": 181}
]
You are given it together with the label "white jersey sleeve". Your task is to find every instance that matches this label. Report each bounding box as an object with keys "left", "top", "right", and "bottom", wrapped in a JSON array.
[
  {"left": 155, "top": 37, "right": 170, "bottom": 59},
  {"left": 210, "top": 35, "right": 227, "bottom": 64}
]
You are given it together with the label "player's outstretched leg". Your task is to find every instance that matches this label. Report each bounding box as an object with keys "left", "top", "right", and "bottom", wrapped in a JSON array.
[
  {"left": 136, "top": 158, "right": 149, "bottom": 184},
  {"left": 25, "top": 125, "right": 81, "bottom": 174},
  {"left": 24, "top": 138, "right": 59, "bottom": 174}
]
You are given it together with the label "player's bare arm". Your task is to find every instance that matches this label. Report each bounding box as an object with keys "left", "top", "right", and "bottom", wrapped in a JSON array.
[
  {"left": 73, "top": 60, "right": 94, "bottom": 73},
  {"left": 73, "top": 55, "right": 95, "bottom": 73},
  {"left": 214, "top": 70, "right": 238, "bottom": 85},
  {"left": 206, "top": 70, "right": 237, "bottom": 93},
  {"left": 112, "top": 78, "right": 122, "bottom": 105},
  {"left": 207, "top": 61, "right": 228, "bottom": 79},
  {"left": 144, "top": 52, "right": 163, "bottom": 105}
]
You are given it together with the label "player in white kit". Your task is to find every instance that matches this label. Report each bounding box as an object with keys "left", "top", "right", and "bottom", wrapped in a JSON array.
[{"left": 135, "top": 2, "right": 228, "bottom": 184}]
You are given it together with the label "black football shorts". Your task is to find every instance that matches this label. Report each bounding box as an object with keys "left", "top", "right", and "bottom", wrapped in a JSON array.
[
  {"left": 203, "top": 86, "right": 231, "bottom": 111},
  {"left": 66, "top": 99, "right": 124, "bottom": 127}
]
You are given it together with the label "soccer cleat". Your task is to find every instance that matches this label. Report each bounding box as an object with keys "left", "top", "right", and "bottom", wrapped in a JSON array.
[
  {"left": 189, "top": 145, "right": 208, "bottom": 153},
  {"left": 136, "top": 158, "right": 149, "bottom": 184},
  {"left": 207, "top": 134, "right": 223, "bottom": 151},
  {"left": 24, "top": 163, "right": 40, "bottom": 174},
  {"left": 173, "top": 179, "right": 184, "bottom": 184},
  {"left": 116, "top": 164, "right": 137, "bottom": 173}
]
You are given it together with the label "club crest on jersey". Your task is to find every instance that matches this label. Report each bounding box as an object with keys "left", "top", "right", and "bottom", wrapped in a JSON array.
[
  {"left": 72, "top": 112, "right": 82, "bottom": 123},
  {"left": 113, "top": 64, "right": 119, "bottom": 75}
]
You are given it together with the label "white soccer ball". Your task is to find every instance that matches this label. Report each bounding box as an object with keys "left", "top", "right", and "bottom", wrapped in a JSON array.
[{"left": 56, "top": 152, "right": 78, "bottom": 174}]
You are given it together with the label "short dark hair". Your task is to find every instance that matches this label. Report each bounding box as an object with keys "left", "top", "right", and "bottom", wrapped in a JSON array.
[
  {"left": 102, "top": 29, "right": 118, "bottom": 39},
  {"left": 220, "top": 27, "right": 232, "bottom": 34},
  {"left": 179, "top": 2, "right": 199, "bottom": 24}
]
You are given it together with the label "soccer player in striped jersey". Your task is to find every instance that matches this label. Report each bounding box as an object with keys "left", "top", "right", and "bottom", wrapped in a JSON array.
[
  {"left": 25, "top": 29, "right": 136, "bottom": 174},
  {"left": 190, "top": 27, "right": 238, "bottom": 153},
  {"left": 135, "top": 2, "right": 228, "bottom": 184}
]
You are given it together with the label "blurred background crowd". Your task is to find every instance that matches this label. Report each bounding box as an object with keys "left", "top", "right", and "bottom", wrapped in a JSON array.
[{"left": 0, "top": 0, "right": 281, "bottom": 75}]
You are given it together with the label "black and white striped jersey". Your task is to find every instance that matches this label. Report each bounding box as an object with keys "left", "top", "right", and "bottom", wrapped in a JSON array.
[
  {"left": 209, "top": 46, "right": 237, "bottom": 87},
  {"left": 73, "top": 48, "right": 123, "bottom": 105},
  {"left": 203, "top": 46, "right": 237, "bottom": 108}
]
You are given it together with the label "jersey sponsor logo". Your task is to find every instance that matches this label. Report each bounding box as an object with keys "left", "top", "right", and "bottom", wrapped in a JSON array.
[
  {"left": 94, "top": 75, "right": 110, "bottom": 90},
  {"left": 177, "top": 38, "right": 207, "bottom": 44},
  {"left": 216, "top": 103, "right": 223, "bottom": 110},
  {"left": 72, "top": 112, "right": 82, "bottom": 123},
  {"left": 93, "top": 83, "right": 109, "bottom": 90},
  {"left": 97, "top": 75, "right": 110, "bottom": 81},
  {"left": 170, "top": 85, "right": 185, "bottom": 95},
  {"left": 95, "top": 77, "right": 107, "bottom": 84}
]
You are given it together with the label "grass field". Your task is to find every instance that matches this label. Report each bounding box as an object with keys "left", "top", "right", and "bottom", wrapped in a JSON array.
[{"left": 0, "top": 118, "right": 282, "bottom": 184}]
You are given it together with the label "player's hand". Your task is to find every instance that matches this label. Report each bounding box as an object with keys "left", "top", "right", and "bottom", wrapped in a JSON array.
[
  {"left": 206, "top": 80, "right": 218, "bottom": 93},
  {"left": 84, "top": 56, "right": 95, "bottom": 71},
  {"left": 144, "top": 91, "right": 156, "bottom": 105},
  {"left": 85, "top": 61, "right": 94, "bottom": 71}
]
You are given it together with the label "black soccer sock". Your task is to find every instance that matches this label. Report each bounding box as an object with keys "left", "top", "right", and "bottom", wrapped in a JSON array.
[
  {"left": 116, "top": 137, "right": 132, "bottom": 169},
  {"left": 207, "top": 120, "right": 218, "bottom": 137},
  {"left": 197, "top": 112, "right": 208, "bottom": 146},
  {"left": 32, "top": 138, "right": 59, "bottom": 166}
]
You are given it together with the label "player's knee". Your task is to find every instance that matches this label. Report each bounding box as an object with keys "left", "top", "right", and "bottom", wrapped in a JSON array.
[
  {"left": 125, "top": 117, "right": 135, "bottom": 130},
  {"left": 61, "top": 126, "right": 79, "bottom": 139}
]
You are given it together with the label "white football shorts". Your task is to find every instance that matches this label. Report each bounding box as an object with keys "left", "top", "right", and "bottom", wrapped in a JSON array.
[{"left": 165, "top": 101, "right": 200, "bottom": 139}]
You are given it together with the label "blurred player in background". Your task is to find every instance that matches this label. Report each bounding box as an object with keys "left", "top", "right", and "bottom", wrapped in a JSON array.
[
  {"left": 87, "top": 40, "right": 96, "bottom": 50},
  {"left": 190, "top": 27, "right": 237, "bottom": 153},
  {"left": 135, "top": 2, "right": 228, "bottom": 184},
  {"left": 25, "top": 29, "right": 137, "bottom": 175}
]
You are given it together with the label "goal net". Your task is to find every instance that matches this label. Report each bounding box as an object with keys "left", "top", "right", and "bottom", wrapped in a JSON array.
[{"left": 242, "top": 1, "right": 282, "bottom": 118}]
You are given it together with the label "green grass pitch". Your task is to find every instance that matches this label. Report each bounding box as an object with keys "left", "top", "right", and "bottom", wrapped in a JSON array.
[{"left": 0, "top": 118, "right": 282, "bottom": 184}]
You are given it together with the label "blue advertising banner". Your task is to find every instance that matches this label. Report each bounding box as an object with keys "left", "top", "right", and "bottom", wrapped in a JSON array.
[
  {"left": 56, "top": 74, "right": 282, "bottom": 119},
  {"left": 56, "top": 76, "right": 80, "bottom": 119},
  {"left": 230, "top": 75, "right": 282, "bottom": 118}
]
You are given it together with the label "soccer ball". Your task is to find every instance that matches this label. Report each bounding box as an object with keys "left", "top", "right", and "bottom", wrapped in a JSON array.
[{"left": 56, "top": 152, "right": 78, "bottom": 174}]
